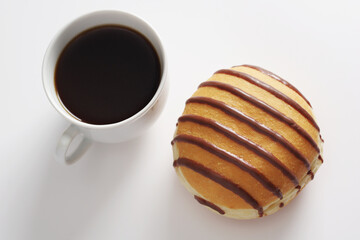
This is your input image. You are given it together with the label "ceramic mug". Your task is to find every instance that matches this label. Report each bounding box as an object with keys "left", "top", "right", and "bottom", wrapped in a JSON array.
[{"left": 42, "top": 10, "right": 168, "bottom": 165}]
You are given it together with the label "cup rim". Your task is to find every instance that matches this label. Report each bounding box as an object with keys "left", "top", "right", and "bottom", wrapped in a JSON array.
[{"left": 42, "top": 10, "right": 167, "bottom": 129}]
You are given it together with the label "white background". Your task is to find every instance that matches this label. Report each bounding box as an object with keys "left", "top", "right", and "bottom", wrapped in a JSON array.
[{"left": 1, "top": 0, "right": 359, "bottom": 239}]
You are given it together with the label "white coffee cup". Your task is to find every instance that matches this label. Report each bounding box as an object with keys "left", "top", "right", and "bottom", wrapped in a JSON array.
[{"left": 42, "top": 10, "right": 168, "bottom": 165}]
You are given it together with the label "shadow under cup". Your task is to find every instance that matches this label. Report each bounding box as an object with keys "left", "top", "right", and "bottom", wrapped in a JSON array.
[{"left": 42, "top": 10, "right": 167, "bottom": 144}]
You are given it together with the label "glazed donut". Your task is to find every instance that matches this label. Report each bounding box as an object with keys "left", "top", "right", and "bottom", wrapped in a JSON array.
[{"left": 172, "top": 65, "right": 323, "bottom": 219}]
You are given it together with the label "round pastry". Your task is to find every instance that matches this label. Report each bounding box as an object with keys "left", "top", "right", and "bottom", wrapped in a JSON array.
[{"left": 172, "top": 65, "right": 323, "bottom": 219}]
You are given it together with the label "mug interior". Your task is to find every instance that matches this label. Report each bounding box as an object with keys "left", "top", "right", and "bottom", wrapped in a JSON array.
[{"left": 42, "top": 10, "right": 166, "bottom": 129}]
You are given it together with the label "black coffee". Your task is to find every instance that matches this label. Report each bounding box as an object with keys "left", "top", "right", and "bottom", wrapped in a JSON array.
[{"left": 55, "top": 25, "right": 161, "bottom": 125}]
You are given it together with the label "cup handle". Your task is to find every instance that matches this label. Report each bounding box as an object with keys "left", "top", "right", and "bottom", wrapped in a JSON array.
[{"left": 55, "top": 124, "right": 92, "bottom": 165}]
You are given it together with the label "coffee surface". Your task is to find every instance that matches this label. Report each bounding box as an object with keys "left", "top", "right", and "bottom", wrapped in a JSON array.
[{"left": 55, "top": 25, "right": 161, "bottom": 125}]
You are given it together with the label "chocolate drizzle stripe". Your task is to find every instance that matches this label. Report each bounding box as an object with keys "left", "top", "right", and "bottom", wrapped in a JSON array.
[
  {"left": 197, "top": 82, "right": 319, "bottom": 154},
  {"left": 172, "top": 134, "right": 283, "bottom": 199},
  {"left": 239, "top": 64, "right": 312, "bottom": 107},
  {"left": 214, "top": 69, "right": 320, "bottom": 131},
  {"left": 186, "top": 96, "right": 314, "bottom": 168},
  {"left": 174, "top": 157, "right": 263, "bottom": 216},
  {"left": 178, "top": 114, "right": 299, "bottom": 185},
  {"left": 194, "top": 195, "right": 225, "bottom": 215},
  {"left": 318, "top": 155, "right": 324, "bottom": 163},
  {"left": 307, "top": 170, "right": 314, "bottom": 180}
]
